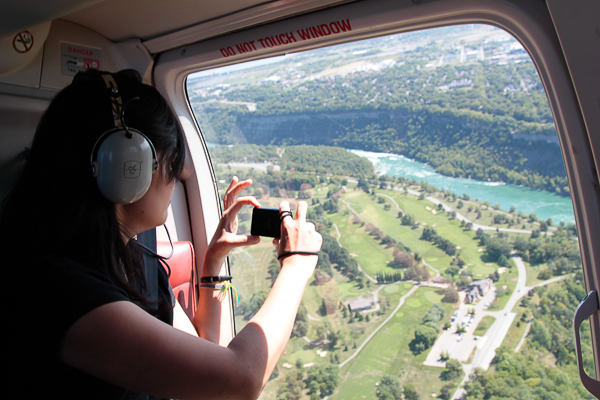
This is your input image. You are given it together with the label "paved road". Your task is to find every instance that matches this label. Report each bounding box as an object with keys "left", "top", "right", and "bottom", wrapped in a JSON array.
[
  {"left": 421, "top": 257, "right": 440, "bottom": 275},
  {"left": 375, "top": 192, "right": 404, "bottom": 214},
  {"left": 448, "top": 255, "right": 525, "bottom": 399},
  {"left": 514, "top": 318, "right": 534, "bottom": 353},
  {"left": 331, "top": 184, "right": 563, "bottom": 394},
  {"left": 450, "top": 255, "right": 569, "bottom": 400},
  {"left": 349, "top": 178, "right": 557, "bottom": 235},
  {"left": 331, "top": 222, "right": 343, "bottom": 247},
  {"left": 403, "top": 188, "right": 548, "bottom": 235},
  {"left": 338, "top": 197, "right": 359, "bottom": 215},
  {"left": 344, "top": 183, "right": 547, "bottom": 238}
]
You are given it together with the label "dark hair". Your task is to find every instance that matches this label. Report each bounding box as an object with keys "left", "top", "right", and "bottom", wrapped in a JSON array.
[{"left": 0, "top": 69, "right": 185, "bottom": 309}]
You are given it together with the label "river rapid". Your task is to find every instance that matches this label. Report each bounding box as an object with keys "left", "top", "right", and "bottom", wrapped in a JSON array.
[{"left": 350, "top": 149, "right": 575, "bottom": 224}]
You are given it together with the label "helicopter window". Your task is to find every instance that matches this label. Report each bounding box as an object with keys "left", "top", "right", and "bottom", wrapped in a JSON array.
[{"left": 186, "top": 24, "right": 594, "bottom": 399}]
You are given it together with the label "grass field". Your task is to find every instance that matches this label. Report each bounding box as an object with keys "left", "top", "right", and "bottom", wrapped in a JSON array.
[
  {"left": 474, "top": 316, "right": 496, "bottom": 336},
  {"left": 488, "top": 264, "right": 519, "bottom": 311},
  {"left": 502, "top": 295, "right": 533, "bottom": 351},
  {"left": 336, "top": 188, "right": 498, "bottom": 277},
  {"left": 332, "top": 286, "right": 460, "bottom": 399},
  {"left": 524, "top": 261, "right": 548, "bottom": 286},
  {"left": 222, "top": 180, "right": 535, "bottom": 399}
]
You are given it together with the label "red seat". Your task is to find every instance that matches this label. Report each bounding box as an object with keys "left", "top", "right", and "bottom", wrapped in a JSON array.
[{"left": 157, "top": 241, "right": 197, "bottom": 321}]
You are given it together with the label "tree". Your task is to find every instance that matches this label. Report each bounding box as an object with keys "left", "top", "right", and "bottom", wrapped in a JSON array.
[
  {"left": 403, "top": 383, "right": 420, "bottom": 400},
  {"left": 277, "top": 371, "right": 305, "bottom": 400},
  {"left": 393, "top": 248, "right": 415, "bottom": 268},
  {"left": 404, "top": 383, "right": 421, "bottom": 400},
  {"left": 241, "top": 290, "right": 268, "bottom": 320},
  {"left": 314, "top": 323, "right": 327, "bottom": 342},
  {"left": 292, "top": 302, "right": 308, "bottom": 337},
  {"left": 445, "top": 265, "right": 460, "bottom": 277},
  {"left": 442, "top": 287, "right": 459, "bottom": 303},
  {"left": 497, "top": 254, "right": 510, "bottom": 268},
  {"left": 413, "top": 325, "right": 438, "bottom": 351},
  {"left": 513, "top": 235, "right": 529, "bottom": 254},
  {"left": 377, "top": 375, "right": 402, "bottom": 400},
  {"left": 486, "top": 237, "right": 511, "bottom": 260},
  {"left": 268, "top": 258, "right": 281, "bottom": 286},
  {"left": 423, "top": 304, "right": 445, "bottom": 323},
  {"left": 305, "top": 365, "right": 339, "bottom": 397},
  {"left": 488, "top": 270, "right": 500, "bottom": 282},
  {"left": 441, "top": 359, "right": 462, "bottom": 381},
  {"left": 404, "top": 264, "right": 430, "bottom": 282},
  {"left": 327, "top": 330, "right": 339, "bottom": 347},
  {"left": 439, "top": 384, "right": 455, "bottom": 400}
]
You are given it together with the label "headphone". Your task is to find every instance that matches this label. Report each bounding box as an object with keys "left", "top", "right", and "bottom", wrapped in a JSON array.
[{"left": 90, "top": 73, "right": 158, "bottom": 204}]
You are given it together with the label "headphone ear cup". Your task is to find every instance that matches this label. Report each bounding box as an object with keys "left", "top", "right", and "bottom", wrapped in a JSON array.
[{"left": 93, "top": 128, "right": 155, "bottom": 204}]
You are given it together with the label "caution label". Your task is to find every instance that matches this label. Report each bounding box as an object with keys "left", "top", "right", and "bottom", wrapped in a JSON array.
[
  {"left": 220, "top": 19, "right": 353, "bottom": 58},
  {"left": 61, "top": 43, "right": 102, "bottom": 75}
]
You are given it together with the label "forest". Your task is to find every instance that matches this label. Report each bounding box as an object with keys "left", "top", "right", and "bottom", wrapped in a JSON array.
[
  {"left": 191, "top": 27, "right": 569, "bottom": 195},
  {"left": 209, "top": 144, "right": 374, "bottom": 178}
]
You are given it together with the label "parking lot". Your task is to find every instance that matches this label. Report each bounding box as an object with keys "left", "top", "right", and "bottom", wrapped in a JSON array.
[{"left": 423, "top": 288, "right": 497, "bottom": 366}]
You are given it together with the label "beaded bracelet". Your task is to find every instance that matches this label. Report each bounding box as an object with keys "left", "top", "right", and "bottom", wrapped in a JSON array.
[{"left": 199, "top": 282, "right": 239, "bottom": 306}]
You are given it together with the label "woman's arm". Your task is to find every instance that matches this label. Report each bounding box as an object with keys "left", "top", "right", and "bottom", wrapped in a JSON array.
[
  {"left": 173, "top": 299, "right": 198, "bottom": 336},
  {"left": 193, "top": 176, "right": 261, "bottom": 344},
  {"left": 61, "top": 199, "right": 321, "bottom": 400}
]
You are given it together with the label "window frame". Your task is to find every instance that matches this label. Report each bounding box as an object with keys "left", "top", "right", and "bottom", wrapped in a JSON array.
[{"left": 153, "top": 0, "right": 600, "bottom": 373}]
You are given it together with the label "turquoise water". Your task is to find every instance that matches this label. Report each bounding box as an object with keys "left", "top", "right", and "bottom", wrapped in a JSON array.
[{"left": 350, "top": 149, "right": 575, "bottom": 224}]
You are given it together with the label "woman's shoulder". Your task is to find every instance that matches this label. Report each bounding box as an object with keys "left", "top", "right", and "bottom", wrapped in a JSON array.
[
  {"left": 46, "top": 256, "right": 131, "bottom": 303},
  {"left": 9, "top": 256, "right": 131, "bottom": 326}
]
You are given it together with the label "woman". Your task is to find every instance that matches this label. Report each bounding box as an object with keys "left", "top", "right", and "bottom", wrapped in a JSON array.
[{"left": 2, "top": 69, "right": 322, "bottom": 399}]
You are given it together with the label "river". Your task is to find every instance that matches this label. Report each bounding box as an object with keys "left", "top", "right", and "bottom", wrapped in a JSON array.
[{"left": 350, "top": 149, "right": 575, "bottom": 224}]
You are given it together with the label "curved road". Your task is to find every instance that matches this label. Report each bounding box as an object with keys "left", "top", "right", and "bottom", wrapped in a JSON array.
[
  {"left": 345, "top": 182, "right": 551, "bottom": 244},
  {"left": 340, "top": 285, "right": 419, "bottom": 368},
  {"left": 450, "top": 255, "right": 569, "bottom": 400},
  {"left": 332, "top": 185, "right": 565, "bottom": 395}
]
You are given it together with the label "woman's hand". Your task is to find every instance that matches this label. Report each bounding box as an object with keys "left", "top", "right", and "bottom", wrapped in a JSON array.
[
  {"left": 275, "top": 201, "right": 322, "bottom": 269},
  {"left": 205, "top": 176, "right": 260, "bottom": 269}
]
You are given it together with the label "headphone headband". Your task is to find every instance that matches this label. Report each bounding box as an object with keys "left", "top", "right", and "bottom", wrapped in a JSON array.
[{"left": 100, "top": 74, "right": 124, "bottom": 129}]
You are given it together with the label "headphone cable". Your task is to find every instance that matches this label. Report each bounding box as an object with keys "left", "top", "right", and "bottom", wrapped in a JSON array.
[
  {"left": 137, "top": 224, "right": 175, "bottom": 276},
  {"left": 120, "top": 96, "right": 140, "bottom": 139}
]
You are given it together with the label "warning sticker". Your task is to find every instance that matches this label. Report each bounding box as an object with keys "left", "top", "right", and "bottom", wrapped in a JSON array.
[
  {"left": 219, "top": 19, "right": 353, "bottom": 58},
  {"left": 61, "top": 43, "right": 102, "bottom": 75},
  {"left": 13, "top": 31, "right": 34, "bottom": 53}
]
